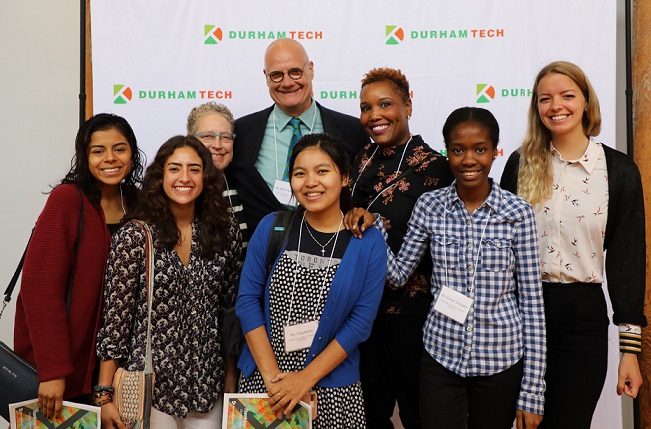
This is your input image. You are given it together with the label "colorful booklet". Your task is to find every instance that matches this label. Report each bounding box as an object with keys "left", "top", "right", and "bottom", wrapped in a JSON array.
[
  {"left": 9, "top": 399, "right": 100, "bottom": 429},
  {"left": 222, "top": 393, "right": 312, "bottom": 429}
]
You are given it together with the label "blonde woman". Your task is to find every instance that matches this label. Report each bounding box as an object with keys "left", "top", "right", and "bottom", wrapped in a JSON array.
[{"left": 500, "top": 61, "right": 646, "bottom": 429}]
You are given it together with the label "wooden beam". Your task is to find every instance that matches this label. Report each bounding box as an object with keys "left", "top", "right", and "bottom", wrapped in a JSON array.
[{"left": 633, "top": 0, "right": 651, "bottom": 427}]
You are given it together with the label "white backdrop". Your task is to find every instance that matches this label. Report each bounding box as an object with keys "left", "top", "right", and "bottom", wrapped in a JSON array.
[{"left": 90, "top": 1, "right": 623, "bottom": 428}]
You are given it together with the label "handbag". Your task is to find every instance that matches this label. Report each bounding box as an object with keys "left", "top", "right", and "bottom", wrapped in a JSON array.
[
  {"left": 222, "top": 211, "right": 295, "bottom": 358},
  {"left": 0, "top": 187, "right": 83, "bottom": 423},
  {"left": 112, "top": 220, "right": 155, "bottom": 429}
]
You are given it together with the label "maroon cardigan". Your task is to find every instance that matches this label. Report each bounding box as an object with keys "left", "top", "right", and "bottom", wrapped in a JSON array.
[{"left": 14, "top": 184, "right": 111, "bottom": 397}]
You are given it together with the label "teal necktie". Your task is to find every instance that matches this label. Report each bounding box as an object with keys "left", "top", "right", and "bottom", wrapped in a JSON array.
[{"left": 282, "top": 117, "right": 302, "bottom": 181}]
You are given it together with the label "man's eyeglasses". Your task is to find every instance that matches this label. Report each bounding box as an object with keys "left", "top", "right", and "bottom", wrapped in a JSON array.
[
  {"left": 194, "top": 132, "right": 236, "bottom": 144},
  {"left": 266, "top": 60, "right": 309, "bottom": 83}
]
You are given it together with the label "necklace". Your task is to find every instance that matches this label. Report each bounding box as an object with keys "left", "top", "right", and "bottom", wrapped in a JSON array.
[{"left": 304, "top": 222, "right": 337, "bottom": 256}]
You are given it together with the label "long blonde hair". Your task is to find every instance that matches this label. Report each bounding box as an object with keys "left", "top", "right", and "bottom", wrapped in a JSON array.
[{"left": 518, "top": 61, "right": 602, "bottom": 208}]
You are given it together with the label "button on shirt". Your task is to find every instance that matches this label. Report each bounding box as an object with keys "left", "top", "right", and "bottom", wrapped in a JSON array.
[
  {"left": 538, "top": 138, "right": 608, "bottom": 283},
  {"left": 376, "top": 180, "right": 546, "bottom": 415}
]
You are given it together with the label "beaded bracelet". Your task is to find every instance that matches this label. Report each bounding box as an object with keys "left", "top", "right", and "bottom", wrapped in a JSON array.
[
  {"left": 92, "top": 385, "right": 115, "bottom": 394},
  {"left": 92, "top": 395, "right": 113, "bottom": 407}
]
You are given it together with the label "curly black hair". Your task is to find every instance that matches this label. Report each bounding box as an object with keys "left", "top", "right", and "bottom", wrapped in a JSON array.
[{"left": 126, "top": 135, "right": 233, "bottom": 257}]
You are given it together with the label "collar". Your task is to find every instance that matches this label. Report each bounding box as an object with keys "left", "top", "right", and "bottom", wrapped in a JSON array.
[
  {"left": 446, "top": 179, "right": 501, "bottom": 214},
  {"left": 550, "top": 137, "right": 602, "bottom": 175},
  {"left": 273, "top": 99, "right": 317, "bottom": 131}
]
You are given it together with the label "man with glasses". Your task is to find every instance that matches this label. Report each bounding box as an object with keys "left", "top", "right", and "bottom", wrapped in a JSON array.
[{"left": 231, "top": 38, "right": 368, "bottom": 234}]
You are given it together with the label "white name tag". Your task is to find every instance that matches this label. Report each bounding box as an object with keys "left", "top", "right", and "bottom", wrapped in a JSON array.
[
  {"left": 273, "top": 180, "right": 295, "bottom": 206},
  {"left": 433, "top": 286, "right": 473, "bottom": 324},
  {"left": 284, "top": 320, "right": 318, "bottom": 353}
]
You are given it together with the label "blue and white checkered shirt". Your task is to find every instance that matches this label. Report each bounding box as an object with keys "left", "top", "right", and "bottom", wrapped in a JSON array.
[{"left": 375, "top": 180, "right": 546, "bottom": 415}]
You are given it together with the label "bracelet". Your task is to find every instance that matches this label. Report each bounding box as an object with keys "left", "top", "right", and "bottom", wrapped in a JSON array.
[
  {"left": 92, "top": 390, "right": 114, "bottom": 404},
  {"left": 92, "top": 395, "right": 113, "bottom": 407},
  {"left": 93, "top": 385, "right": 115, "bottom": 394}
]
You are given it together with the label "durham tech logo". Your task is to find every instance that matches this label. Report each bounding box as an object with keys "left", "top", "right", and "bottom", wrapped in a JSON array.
[
  {"left": 476, "top": 84, "right": 495, "bottom": 103},
  {"left": 114, "top": 84, "right": 133, "bottom": 104},
  {"left": 204, "top": 25, "right": 223, "bottom": 44},
  {"left": 386, "top": 26, "right": 404, "bottom": 45}
]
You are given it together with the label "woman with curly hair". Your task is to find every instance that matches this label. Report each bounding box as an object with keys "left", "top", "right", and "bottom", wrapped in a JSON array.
[
  {"left": 500, "top": 61, "right": 647, "bottom": 428},
  {"left": 96, "top": 135, "right": 241, "bottom": 429},
  {"left": 14, "top": 113, "right": 144, "bottom": 419}
]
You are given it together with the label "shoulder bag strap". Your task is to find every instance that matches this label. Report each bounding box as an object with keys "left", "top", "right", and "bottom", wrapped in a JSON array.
[
  {"left": 130, "top": 219, "right": 155, "bottom": 429},
  {"left": 129, "top": 220, "right": 155, "bottom": 375},
  {"left": 1, "top": 187, "right": 83, "bottom": 321},
  {"left": 265, "top": 210, "right": 295, "bottom": 282}
]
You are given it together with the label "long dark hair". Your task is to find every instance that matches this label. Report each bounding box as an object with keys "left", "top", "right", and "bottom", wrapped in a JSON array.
[
  {"left": 126, "top": 135, "right": 233, "bottom": 257},
  {"left": 288, "top": 133, "right": 352, "bottom": 213},
  {"left": 60, "top": 113, "right": 144, "bottom": 206}
]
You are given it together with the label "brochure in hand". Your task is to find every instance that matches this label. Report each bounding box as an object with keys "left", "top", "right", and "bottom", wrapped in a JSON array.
[
  {"left": 9, "top": 399, "right": 100, "bottom": 429},
  {"left": 222, "top": 393, "right": 311, "bottom": 429}
]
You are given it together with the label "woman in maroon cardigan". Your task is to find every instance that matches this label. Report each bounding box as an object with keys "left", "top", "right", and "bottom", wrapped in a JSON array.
[{"left": 13, "top": 113, "right": 144, "bottom": 419}]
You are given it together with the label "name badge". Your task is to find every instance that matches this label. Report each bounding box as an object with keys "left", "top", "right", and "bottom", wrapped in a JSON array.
[
  {"left": 284, "top": 320, "right": 318, "bottom": 353},
  {"left": 273, "top": 179, "right": 295, "bottom": 206},
  {"left": 433, "top": 286, "right": 473, "bottom": 324}
]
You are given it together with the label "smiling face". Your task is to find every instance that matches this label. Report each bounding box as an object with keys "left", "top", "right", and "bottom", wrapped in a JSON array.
[
  {"left": 87, "top": 128, "right": 132, "bottom": 189},
  {"left": 193, "top": 113, "right": 234, "bottom": 170},
  {"left": 359, "top": 80, "right": 412, "bottom": 148},
  {"left": 447, "top": 121, "right": 497, "bottom": 199},
  {"left": 291, "top": 146, "right": 349, "bottom": 219},
  {"left": 163, "top": 146, "right": 204, "bottom": 213},
  {"left": 536, "top": 73, "right": 588, "bottom": 141},
  {"left": 264, "top": 40, "right": 314, "bottom": 117}
]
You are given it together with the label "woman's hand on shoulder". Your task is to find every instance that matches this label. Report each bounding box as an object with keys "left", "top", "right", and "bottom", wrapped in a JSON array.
[
  {"left": 343, "top": 208, "right": 375, "bottom": 239},
  {"left": 516, "top": 409, "right": 542, "bottom": 429}
]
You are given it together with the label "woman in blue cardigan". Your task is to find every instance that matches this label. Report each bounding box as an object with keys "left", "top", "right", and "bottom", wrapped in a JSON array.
[{"left": 236, "top": 133, "right": 386, "bottom": 429}]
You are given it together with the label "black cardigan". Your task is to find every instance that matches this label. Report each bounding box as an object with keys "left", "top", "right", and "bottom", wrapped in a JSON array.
[{"left": 500, "top": 144, "right": 647, "bottom": 327}]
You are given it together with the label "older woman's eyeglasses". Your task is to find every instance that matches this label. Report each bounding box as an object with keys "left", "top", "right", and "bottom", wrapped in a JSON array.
[
  {"left": 194, "top": 132, "right": 236, "bottom": 145},
  {"left": 266, "top": 61, "right": 309, "bottom": 83}
]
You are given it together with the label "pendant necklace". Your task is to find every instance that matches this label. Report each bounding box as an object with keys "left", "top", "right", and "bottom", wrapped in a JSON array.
[{"left": 304, "top": 212, "right": 344, "bottom": 256}]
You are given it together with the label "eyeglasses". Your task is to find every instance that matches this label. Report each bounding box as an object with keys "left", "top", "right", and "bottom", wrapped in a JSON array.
[
  {"left": 266, "top": 60, "right": 309, "bottom": 83},
  {"left": 194, "top": 131, "right": 236, "bottom": 145}
]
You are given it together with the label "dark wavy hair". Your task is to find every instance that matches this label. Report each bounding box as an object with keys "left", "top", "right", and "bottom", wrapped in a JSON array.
[
  {"left": 442, "top": 107, "right": 500, "bottom": 149},
  {"left": 60, "top": 113, "right": 144, "bottom": 206},
  {"left": 288, "top": 133, "right": 352, "bottom": 213},
  {"left": 126, "top": 135, "right": 233, "bottom": 257}
]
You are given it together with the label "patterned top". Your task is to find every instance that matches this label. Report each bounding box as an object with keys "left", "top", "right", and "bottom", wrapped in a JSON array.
[
  {"left": 350, "top": 135, "right": 453, "bottom": 315},
  {"left": 537, "top": 138, "right": 608, "bottom": 283},
  {"left": 376, "top": 180, "right": 545, "bottom": 415},
  {"left": 97, "top": 219, "right": 241, "bottom": 417}
]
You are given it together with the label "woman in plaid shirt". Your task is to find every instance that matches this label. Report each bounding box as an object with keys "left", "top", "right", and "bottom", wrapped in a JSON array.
[{"left": 346, "top": 107, "right": 545, "bottom": 429}]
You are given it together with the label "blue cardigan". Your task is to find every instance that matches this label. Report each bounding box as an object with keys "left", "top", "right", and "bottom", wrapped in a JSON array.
[{"left": 236, "top": 212, "right": 386, "bottom": 388}]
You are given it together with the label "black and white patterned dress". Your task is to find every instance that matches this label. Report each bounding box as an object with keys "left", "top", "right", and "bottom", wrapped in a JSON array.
[
  {"left": 97, "top": 219, "right": 241, "bottom": 418},
  {"left": 239, "top": 217, "right": 366, "bottom": 429}
]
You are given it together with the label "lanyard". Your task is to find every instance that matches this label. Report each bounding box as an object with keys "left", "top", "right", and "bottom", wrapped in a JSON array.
[
  {"left": 285, "top": 212, "right": 343, "bottom": 325},
  {"left": 272, "top": 106, "right": 318, "bottom": 180},
  {"left": 442, "top": 187, "right": 491, "bottom": 295},
  {"left": 350, "top": 137, "right": 412, "bottom": 209}
]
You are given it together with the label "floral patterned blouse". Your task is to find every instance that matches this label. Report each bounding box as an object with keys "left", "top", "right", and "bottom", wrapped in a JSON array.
[
  {"left": 537, "top": 138, "right": 608, "bottom": 283},
  {"left": 350, "top": 135, "right": 453, "bottom": 315},
  {"left": 97, "top": 219, "right": 241, "bottom": 417}
]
